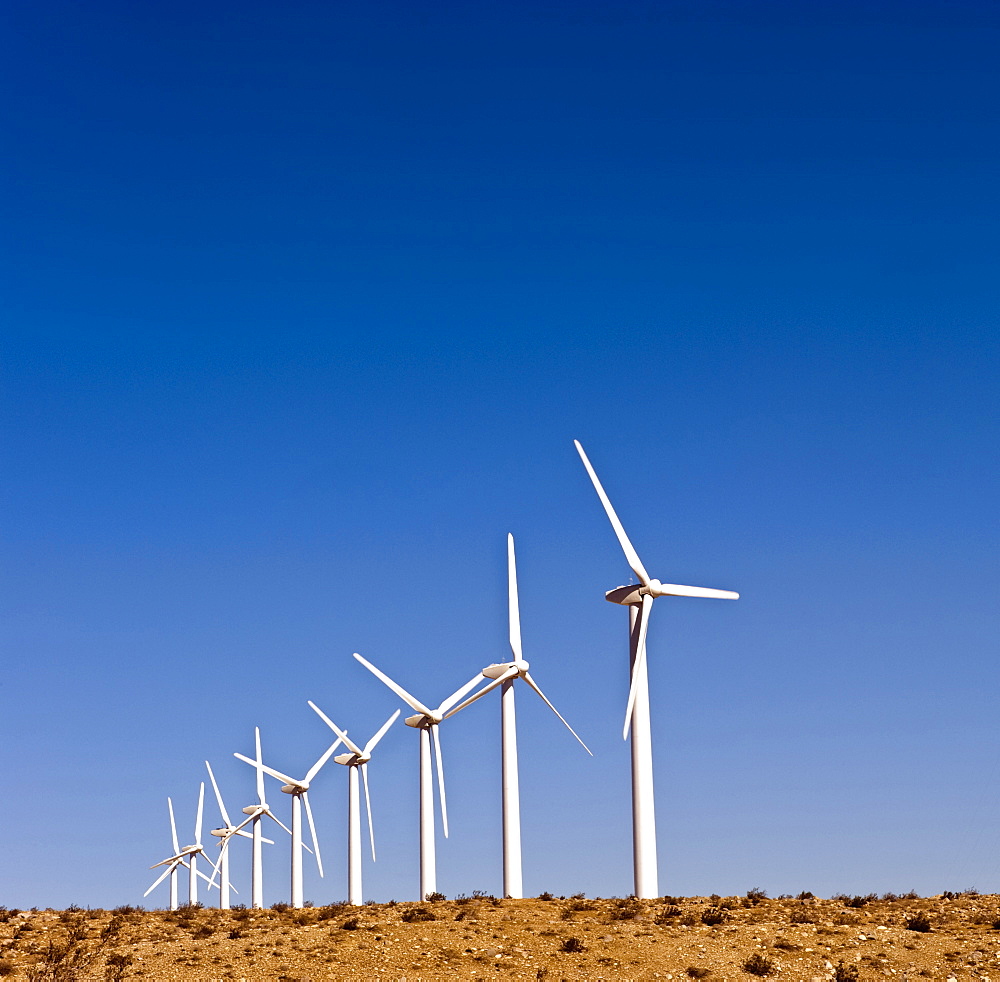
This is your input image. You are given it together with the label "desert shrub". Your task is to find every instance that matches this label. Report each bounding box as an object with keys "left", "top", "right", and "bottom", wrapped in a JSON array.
[
  {"left": 742, "top": 952, "right": 776, "bottom": 976},
  {"left": 104, "top": 951, "right": 134, "bottom": 982},
  {"left": 680, "top": 912, "right": 699, "bottom": 926},
  {"left": 425, "top": 892, "right": 446, "bottom": 902},
  {"left": 538, "top": 892, "right": 555, "bottom": 901},
  {"left": 906, "top": 912, "right": 932, "bottom": 933},
  {"left": 718, "top": 898, "right": 738, "bottom": 910},
  {"left": 789, "top": 908, "right": 816, "bottom": 924},
  {"left": 845, "top": 894, "right": 877, "bottom": 908},
  {"left": 701, "top": 908, "right": 726, "bottom": 926},
  {"left": 612, "top": 899, "right": 644, "bottom": 921},
  {"left": 745, "top": 888, "right": 768, "bottom": 905},
  {"left": 881, "top": 893, "right": 899, "bottom": 902},
  {"left": 316, "top": 903, "right": 348, "bottom": 920},
  {"left": 991, "top": 918, "right": 1000, "bottom": 930},
  {"left": 656, "top": 905, "right": 682, "bottom": 923},
  {"left": 963, "top": 887, "right": 979, "bottom": 896},
  {"left": 401, "top": 907, "right": 436, "bottom": 923},
  {"left": 341, "top": 918, "right": 361, "bottom": 931},
  {"left": 271, "top": 902, "right": 291, "bottom": 913},
  {"left": 687, "top": 968, "right": 712, "bottom": 978},
  {"left": 0, "top": 961, "right": 13, "bottom": 977},
  {"left": 192, "top": 924, "right": 214, "bottom": 938},
  {"left": 833, "top": 961, "right": 860, "bottom": 982},
  {"left": 570, "top": 892, "right": 586, "bottom": 900},
  {"left": 901, "top": 891, "right": 920, "bottom": 900},
  {"left": 796, "top": 891, "right": 814, "bottom": 901},
  {"left": 100, "top": 916, "right": 126, "bottom": 943},
  {"left": 228, "top": 928, "right": 244, "bottom": 939},
  {"left": 560, "top": 937, "right": 585, "bottom": 953}
]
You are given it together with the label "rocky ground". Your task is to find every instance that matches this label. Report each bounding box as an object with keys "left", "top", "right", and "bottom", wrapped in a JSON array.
[{"left": 2, "top": 892, "right": 999, "bottom": 981}]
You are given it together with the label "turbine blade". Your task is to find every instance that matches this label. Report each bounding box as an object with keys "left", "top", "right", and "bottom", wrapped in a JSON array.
[
  {"left": 574, "top": 440, "right": 651, "bottom": 586},
  {"left": 234, "top": 753, "right": 298, "bottom": 788},
  {"left": 438, "top": 671, "right": 492, "bottom": 714},
  {"left": 623, "top": 593, "right": 653, "bottom": 739},
  {"left": 305, "top": 737, "right": 344, "bottom": 785},
  {"left": 195, "top": 865, "right": 215, "bottom": 888},
  {"left": 302, "top": 792, "right": 324, "bottom": 878},
  {"left": 654, "top": 582, "right": 740, "bottom": 600},
  {"left": 362, "top": 709, "right": 400, "bottom": 756},
  {"left": 149, "top": 852, "right": 184, "bottom": 869},
  {"left": 361, "top": 762, "right": 376, "bottom": 862},
  {"left": 206, "top": 846, "right": 225, "bottom": 890},
  {"left": 308, "top": 700, "right": 364, "bottom": 756},
  {"left": 441, "top": 670, "right": 514, "bottom": 719},
  {"left": 254, "top": 728, "right": 266, "bottom": 803},
  {"left": 507, "top": 533, "right": 522, "bottom": 661},
  {"left": 263, "top": 810, "right": 295, "bottom": 838},
  {"left": 143, "top": 865, "right": 174, "bottom": 897},
  {"left": 521, "top": 673, "right": 593, "bottom": 755},
  {"left": 432, "top": 724, "right": 448, "bottom": 839},
  {"left": 205, "top": 761, "right": 232, "bottom": 828},
  {"left": 194, "top": 783, "right": 205, "bottom": 844},
  {"left": 168, "top": 798, "right": 180, "bottom": 855},
  {"left": 353, "top": 653, "right": 435, "bottom": 717}
]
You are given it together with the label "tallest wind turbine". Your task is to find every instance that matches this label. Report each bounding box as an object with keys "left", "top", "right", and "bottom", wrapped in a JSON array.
[{"left": 574, "top": 440, "right": 739, "bottom": 899}]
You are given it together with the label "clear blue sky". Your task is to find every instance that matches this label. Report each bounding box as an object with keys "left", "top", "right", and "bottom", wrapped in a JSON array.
[{"left": 2, "top": 0, "right": 998, "bottom": 908}]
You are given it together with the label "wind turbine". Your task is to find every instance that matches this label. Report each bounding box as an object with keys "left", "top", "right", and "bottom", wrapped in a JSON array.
[
  {"left": 353, "top": 652, "right": 488, "bottom": 900},
  {"left": 308, "top": 703, "right": 400, "bottom": 905},
  {"left": 223, "top": 728, "right": 295, "bottom": 908},
  {"left": 204, "top": 760, "right": 272, "bottom": 909},
  {"left": 144, "top": 786, "right": 214, "bottom": 908},
  {"left": 574, "top": 439, "right": 739, "bottom": 899},
  {"left": 234, "top": 733, "right": 343, "bottom": 909},
  {"left": 441, "top": 533, "right": 592, "bottom": 898}
]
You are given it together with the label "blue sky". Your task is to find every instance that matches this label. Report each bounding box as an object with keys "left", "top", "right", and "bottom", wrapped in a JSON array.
[{"left": 2, "top": 0, "right": 998, "bottom": 908}]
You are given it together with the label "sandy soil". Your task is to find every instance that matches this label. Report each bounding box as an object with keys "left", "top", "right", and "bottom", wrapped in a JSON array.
[{"left": 2, "top": 892, "right": 999, "bottom": 981}]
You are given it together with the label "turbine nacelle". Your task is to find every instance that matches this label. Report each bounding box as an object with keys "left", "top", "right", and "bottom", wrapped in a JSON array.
[
  {"left": 333, "top": 751, "right": 366, "bottom": 766},
  {"left": 404, "top": 712, "right": 440, "bottom": 728},
  {"left": 241, "top": 804, "right": 264, "bottom": 817},
  {"left": 279, "top": 783, "right": 307, "bottom": 795},
  {"left": 605, "top": 579, "right": 740, "bottom": 606},
  {"left": 483, "top": 659, "right": 528, "bottom": 679}
]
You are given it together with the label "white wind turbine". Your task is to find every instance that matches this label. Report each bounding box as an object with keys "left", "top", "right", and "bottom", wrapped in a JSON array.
[
  {"left": 441, "top": 533, "right": 592, "bottom": 898},
  {"left": 307, "top": 703, "right": 401, "bottom": 905},
  {"left": 204, "top": 760, "right": 273, "bottom": 909},
  {"left": 575, "top": 439, "right": 739, "bottom": 899},
  {"left": 144, "top": 785, "right": 214, "bottom": 908},
  {"left": 353, "top": 652, "right": 488, "bottom": 900},
  {"left": 221, "top": 727, "right": 295, "bottom": 908},
  {"left": 234, "top": 733, "right": 343, "bottom": 909}
]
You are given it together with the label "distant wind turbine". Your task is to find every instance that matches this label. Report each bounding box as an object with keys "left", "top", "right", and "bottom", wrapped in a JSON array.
[
  {"left": 223, "top": 728, "right": 295, "bottom": 908},
  {"left": 574, "top": 439, "right": 739, "bottom": 899},
  {"left": 144, "top": 786, "right": 214, "bottom": 908},
  {"left": 204, "top": 760, "right": 272, "bottom": 909},
  {"left": 443, "top": 533, "right": 592, "bottom": 898},
  {"left": 308, "top": 703, "right": 400, "bottom": 905},
  {"left": 235, "top": 733, "right": 343, "bottom": 909},
  {"left": 353, "top": 652, "right": 487, "bottom": 900}
]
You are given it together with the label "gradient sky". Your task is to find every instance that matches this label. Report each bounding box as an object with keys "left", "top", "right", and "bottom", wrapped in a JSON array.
[{"left": 3, "top": 0, "right": 998, "bottom": 909}]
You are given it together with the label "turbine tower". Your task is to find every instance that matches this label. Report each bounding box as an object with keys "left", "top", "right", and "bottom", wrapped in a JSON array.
[
  {"left": 308, "top": 703, "right": 400, "bottom": 905},
  {"left": 353, "top": 652, "right": 487, "bottom": 900},
  {"left": 443, "top": 533, "right": 592, "bottom": 898},
  {"left": 235, "top": 734, "right": 343, "bottom": 908},
  {"left": 574, "top": 440, "right": 739, "bottom": 899}
]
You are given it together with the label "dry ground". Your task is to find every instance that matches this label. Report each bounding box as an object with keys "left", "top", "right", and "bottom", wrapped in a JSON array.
[{"left": 2, "top": 892, "right": 1000, "bottom": 981}]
